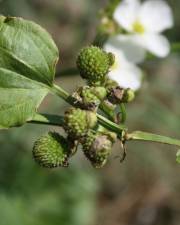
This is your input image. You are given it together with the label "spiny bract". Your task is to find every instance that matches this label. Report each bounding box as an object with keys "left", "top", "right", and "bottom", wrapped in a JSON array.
[
  {"left": 76, "top": 46, "right": 114, "bottom": 85},
  {"left": 33, "top": 132, "right": 69, "bottom": 168},
  {"left": 64, "top": 107, "right": 97, "bottom": 138}
]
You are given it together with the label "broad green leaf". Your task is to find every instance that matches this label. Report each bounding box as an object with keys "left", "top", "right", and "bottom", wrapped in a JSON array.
[
  {"left": 0, "top": 16, "right": 59, "bottom": 128},
  {"left": 176, "top": 150, "right": 180, "bottom": 164}
]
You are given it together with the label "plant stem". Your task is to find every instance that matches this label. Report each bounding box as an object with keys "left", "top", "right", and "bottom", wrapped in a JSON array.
[
  {"left": 29, "top": 114, "right": 180, "bottom": 148},
  {"left": 119, "top": 103, "right": 126, "bottom": 123},
  {"left": 29, "top": 113, "right": 64, "bottom": 126},
  {"left": 126, "top": 131, "right": 180, "bottom": 147},
  {"left": 51, "top": 84, "right": 75, "bottom": 105},
  {"left": 97, "top": 114, "right": 127, "bottom": 133}
]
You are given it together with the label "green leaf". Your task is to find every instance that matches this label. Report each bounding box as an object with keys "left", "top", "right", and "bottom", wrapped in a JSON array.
[
  {"left": 176, "top": 150, "right": 180, "bottom": 164},
  {"left": 0, "top": 16, "right": 59, "bottom": 128},
  {"left": 127, "top": 131, "right": 180, "bottom": 147}
]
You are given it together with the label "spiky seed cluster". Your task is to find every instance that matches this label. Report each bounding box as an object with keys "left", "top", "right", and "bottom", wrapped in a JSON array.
[
  {"left": 64, "top": 107, "right": 97, "bottom": 139},
  {"left": 33, "top": 132, "right": 69, "bottom": 168},
  {"left": 76, "top": 46, "right": 113, "bottom": 85},
  {"left": 82, "top": 130, "right": 113, "bottom": 168}
]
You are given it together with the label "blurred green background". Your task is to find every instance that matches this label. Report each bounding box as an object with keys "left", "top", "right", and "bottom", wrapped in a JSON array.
[{"left": 0, "top": 0, "right": 180, "bottom": 225}]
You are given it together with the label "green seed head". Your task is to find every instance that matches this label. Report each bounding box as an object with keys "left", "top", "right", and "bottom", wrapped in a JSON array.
[
  {"left": 81, "top": 87, "right": 101, "bottom": 106},
  {"left": 64, "top": 107, "right": 97, "bottom": 138},
  {"left": 33, "top": 132, "right": 69, "bottom": 168},
  {"left": 76, "top": 46, "right": 112, "bottom": 85},
  {"left": 80, "top": 86, "right": 107, "bottom": 107},
  {"left": 92, "top": 86, "right": 107, "bottom": 100},
  {"left": 82, "top": 130, "right": 113, "bottom": 168}
]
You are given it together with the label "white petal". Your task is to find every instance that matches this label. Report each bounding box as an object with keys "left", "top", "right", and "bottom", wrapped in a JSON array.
[
  {"left": 104, "top": 41, "right": 128, "bottom": 65},
  {"left": 104, "top": 42, "right": 142, "bottom": 90},
  {"left": 140, "top": 0, "right": 174, "bottom": 32},
  {"left": 139, "top": 33, "right": 170, "bottom": 57},
  {"left": 113, "top": 0, "right": 141, "bottom": 32},
  {"left": 104, "top": 41, "right": 143, "bottom": 90},
  {"left": 105, "top": 35, "right": 146, "bottom": 63},
  {"left": 108, "top": 63, "right": 143, "bottom": 91}
]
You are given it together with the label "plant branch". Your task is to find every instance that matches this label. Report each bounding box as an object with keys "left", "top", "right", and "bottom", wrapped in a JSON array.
[
  {"left": 51, "top": 84, "right": 126, "bottom": 133},
  {"left": 97, "top": 114, "right": 127, "bottom": 134},
  {"left": 50, "top": 84, "right": 180, "bottom": 148},
  {"left": 29, "top": 108, "right": 180, "bottom": 149}
]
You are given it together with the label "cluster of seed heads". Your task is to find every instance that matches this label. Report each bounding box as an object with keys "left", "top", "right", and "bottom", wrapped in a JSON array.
[{"left": 32, "top": 46, "right": 135, "bottom": 168}]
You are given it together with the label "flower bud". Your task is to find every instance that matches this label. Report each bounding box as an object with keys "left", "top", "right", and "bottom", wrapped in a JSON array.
[
  {"left": 76, "top": 46, "right": 113, "bottom": 85},
  {"left": 33, "top": 132, "right": 69, "bottom": 168},
  {"left": 64, "top": 107, "right": 97, "bottom": 139}
]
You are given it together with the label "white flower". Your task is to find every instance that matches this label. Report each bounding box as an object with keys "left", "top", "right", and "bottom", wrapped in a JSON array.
[
  {"left": 104, "top": 40, "right": 143, "bottom": 91},
  {"left": 114, "top": 0, "right": 174, "bottom": 57}
]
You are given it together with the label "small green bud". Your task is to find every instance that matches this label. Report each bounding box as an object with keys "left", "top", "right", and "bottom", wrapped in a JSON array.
[
  {"left": 76, "top": 46, "right": 112, "bottom": 85},
  {"left": 33, "top": 132, "right": 69, "bottom": 168},
  {"left": 82, "top": 130, "right": 113, "bottom": 168},
  {"left": 64, "top": 107, "right": 97, "bottom": 138}
]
